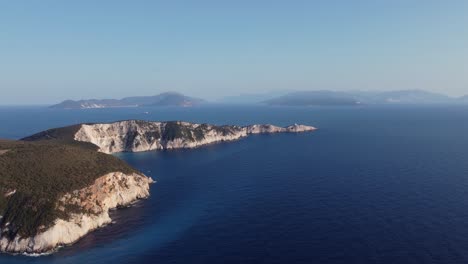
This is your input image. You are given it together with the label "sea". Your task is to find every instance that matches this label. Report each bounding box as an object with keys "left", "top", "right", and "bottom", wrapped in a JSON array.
[{"left": 1, "top": 104, "right": 468, "bottom": 264}]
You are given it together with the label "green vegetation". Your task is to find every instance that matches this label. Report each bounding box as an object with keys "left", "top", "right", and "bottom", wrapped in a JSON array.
[
  {"left": 0, "top": 120, "right": 246, "bottom": 239},
  {"left": 0, "top": 140, "right": 138, "bottom": 238},
  {"left": 163, "top": 122, "right": 238, "bottom": 141},
  {"left": 161, "top": 121, "right": 195, "bottom": 141},
  {"left": 213, "top": 125, "right": 237, "bottom": 136},
  {"left": 21, "top": 120, "right": 242, "bottom": 147},
  {"left": 21, "top": 124, "right": 81, "bottom": 142},
  {"left": 193, "top": 124, "right": 209, "bottom": 141}
]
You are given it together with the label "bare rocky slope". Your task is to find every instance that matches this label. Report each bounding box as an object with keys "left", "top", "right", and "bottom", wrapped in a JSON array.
[
  {"left": 0, "top": 140, "right": 154, "bottom": 254},
  {"left": 2, "top": 120, "right": 315, "bottom": 254},
  {"left": 24, "top": 120, "right": 317, "bottom": 154},
  {"left": 0, "top": 172, "right": 153, "bottom": 254}
]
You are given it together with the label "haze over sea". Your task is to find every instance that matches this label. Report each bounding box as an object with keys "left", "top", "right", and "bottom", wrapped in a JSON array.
[{"left": 1, "top": 105, "right": 468, "bottom": 264}]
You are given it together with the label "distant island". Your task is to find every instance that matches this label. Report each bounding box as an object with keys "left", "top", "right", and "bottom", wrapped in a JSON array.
[
  {"left": 263, "top": 90, "right": 467, "bottom": 106},
  {"left": 50, "top": 90, "right": 468, "bottom": 109},
  {"left": 264, "top": 91, "right": 360, "bottom": 106},
  {"left": 50, "top": 92, "right": 204, "bottom": 109},
  {"left": 459, "top": 95, "right": 468, "bottom": 103},
  {"left": 0, "top": 120, "right": 316, "bottom": 254}
]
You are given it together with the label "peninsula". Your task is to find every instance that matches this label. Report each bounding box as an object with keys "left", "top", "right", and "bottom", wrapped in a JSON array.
[
  {"left": 1, "top": 120, "right": 316, "bottom": 254},
  {"left": 0, "top": 139, "right": 153, "bottom": 254},
  {"left": 23, "top": 120, "right": 317, "bottom": 154}
]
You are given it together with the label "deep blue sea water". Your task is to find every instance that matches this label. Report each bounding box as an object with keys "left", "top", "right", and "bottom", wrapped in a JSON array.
[{"left": 1, "top": 105, "right": 468, "bottom": 264}]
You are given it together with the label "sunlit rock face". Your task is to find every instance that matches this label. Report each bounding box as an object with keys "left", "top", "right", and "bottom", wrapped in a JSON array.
[
  {"left": 0, "top": 172, "right": 153, "bottom": 254},
  {"left": 4, "top": 120, "right": 315, "bottom": 255},
  {"left": 73, "top": 120, "right": 317, "bottom": 154}
]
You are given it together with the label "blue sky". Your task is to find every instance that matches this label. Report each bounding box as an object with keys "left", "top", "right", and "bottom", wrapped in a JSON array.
[{"left": 1, "top": 0, "right": 467, "bottom": 104}]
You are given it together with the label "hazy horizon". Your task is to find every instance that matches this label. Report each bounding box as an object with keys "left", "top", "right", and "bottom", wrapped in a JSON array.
[{"left": 1, "top": 1, "right": 467, "bottom": 104}]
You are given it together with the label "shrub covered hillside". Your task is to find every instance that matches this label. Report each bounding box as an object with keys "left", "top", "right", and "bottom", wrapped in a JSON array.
[
  {"left": 21, "top": 124, "right": 81, "bottom": 142},
  {"left": 0, "top": 140, "right": 138, "bottom": 238}
]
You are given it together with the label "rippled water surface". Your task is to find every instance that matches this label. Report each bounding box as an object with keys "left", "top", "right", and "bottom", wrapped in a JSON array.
[{"left": 1, "top": 105, "right": 468, "bottom": 263}]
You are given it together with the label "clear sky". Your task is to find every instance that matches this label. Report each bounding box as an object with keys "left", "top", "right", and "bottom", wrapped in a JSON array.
[{"left": 1, "top": 0, "right": 467, "bottom": 104}]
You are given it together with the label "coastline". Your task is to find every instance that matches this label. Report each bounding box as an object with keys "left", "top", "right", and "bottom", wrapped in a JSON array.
[
  {"left": 0, "top": 172, "right": 154, "bottom": 255},
  {"left": 2, "top": 120, "right": 316, "bottom": 255}
]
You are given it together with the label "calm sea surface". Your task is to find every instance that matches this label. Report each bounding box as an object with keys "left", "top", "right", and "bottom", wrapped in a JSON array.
[{"left": 1, "top": 105, "right": 468, "bottom": 264}]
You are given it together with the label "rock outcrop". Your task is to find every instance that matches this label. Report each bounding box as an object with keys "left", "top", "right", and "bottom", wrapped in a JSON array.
[
  {"left": 0, "top": 172, "right": 153, "bottom": 254},
  {"left": 72, "top": 121, "right": 317, "bottom": 154},
  {"left": 7, "top": 119, "right": 315, "bottom": 255}
]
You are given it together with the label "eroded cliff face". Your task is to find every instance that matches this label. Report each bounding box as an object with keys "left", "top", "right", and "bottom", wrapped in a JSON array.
[
  {"left": 74, "top": 121, "right": 317, "bottom": 154},
  {"left": 2, "top": 120, "right": 315, "bottom": 255},
  {"left": 0, "top": 172, "right": 153, "bottom": 254}
]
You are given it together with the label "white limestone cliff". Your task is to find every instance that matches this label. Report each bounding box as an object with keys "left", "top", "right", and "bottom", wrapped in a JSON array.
[
  {"left": 0, "top": 172, "right": 154, "bottom": 254},
  {"left": 74, "top": 121, "right": 317, "bottom": 154},
  {"left": 3, "top": 120, "right": 315, "bottom": 255}
]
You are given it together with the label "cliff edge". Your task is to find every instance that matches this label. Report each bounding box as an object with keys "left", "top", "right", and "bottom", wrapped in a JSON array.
[
  {"left": 0, "top": 140, "right": 153, "bottom": 254},
  {"left": 24, "top": 120, "right": 317, "bottom": 154},
  {"left": 3, "top": 119, "right": 315, "bottom": 254}
]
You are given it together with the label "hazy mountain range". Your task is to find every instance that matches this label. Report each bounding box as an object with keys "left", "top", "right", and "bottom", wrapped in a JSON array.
[
  {"left": 458, "top": 95, "right": 468, "bottom": 102},
  {"left": 217, "top": 91, "right": 290, "bottom": 104},
  {"left": 263, "top": 90, "right": 467, "bottom": 106},
  {"left": 51, "top": 92, "right": 205, "bottom": 109},
  {"left": 51, "top": 90, "right": 468, "bottom": 109}
]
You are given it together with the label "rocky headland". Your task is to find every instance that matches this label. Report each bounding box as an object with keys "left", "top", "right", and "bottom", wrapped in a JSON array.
[
  {"left": 0, "top": 120, "right": 315, "bottom": 254},
  {"left": 24, "top": 120, "right": 317, "bottom": 154}
]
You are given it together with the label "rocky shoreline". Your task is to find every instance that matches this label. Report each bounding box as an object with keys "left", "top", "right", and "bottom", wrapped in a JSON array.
[
  {"left": 0, "top": 172, "right": 153, "bottom": 254},
  {"left": 1, "top": 120, "right": 316, "bottom": 255},
  {"left": 72, "top": 121, "right": 317, "bottom": 154}
]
